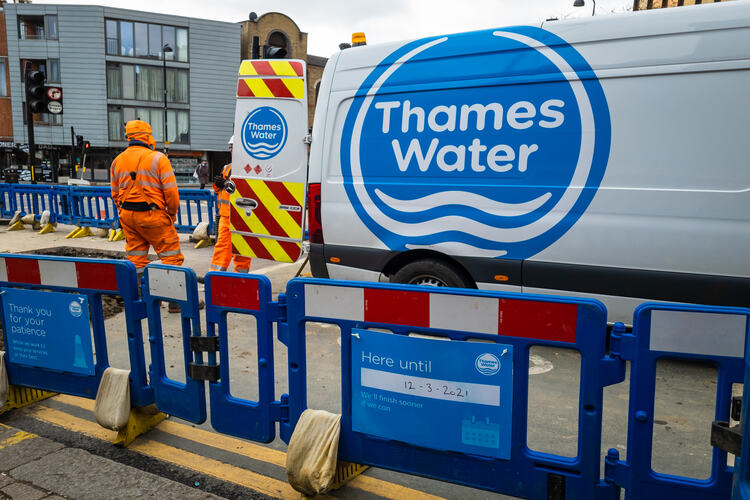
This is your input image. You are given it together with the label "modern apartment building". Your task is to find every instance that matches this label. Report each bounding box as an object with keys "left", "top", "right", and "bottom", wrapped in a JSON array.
[{"left": 3, "top": 3, "right": 240, "bottom": 181}]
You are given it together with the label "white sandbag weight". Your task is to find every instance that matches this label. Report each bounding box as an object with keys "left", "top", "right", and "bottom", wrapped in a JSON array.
[
  {"left": 286, "top": 409, "right": 342, "bottom": 496},
  {"left": 94, "top": 367, "right": 131, "bottom": 431}
]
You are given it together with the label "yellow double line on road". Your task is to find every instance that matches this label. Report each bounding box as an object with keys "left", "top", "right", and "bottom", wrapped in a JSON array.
[{"left": 28, "top": 395, "right": 443, "bottom": 500}]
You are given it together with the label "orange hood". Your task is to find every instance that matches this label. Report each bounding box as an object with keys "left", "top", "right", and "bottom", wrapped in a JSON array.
[{"left": 125, "top": 120, "right": 156, "bottom": 149}]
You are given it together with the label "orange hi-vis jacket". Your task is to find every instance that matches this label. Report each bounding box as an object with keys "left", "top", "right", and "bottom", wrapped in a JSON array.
[
  {"left": 110, "top": 145, "right": 179, "bottom": 216},
  {"left": 215, "top": 163, "right": 232, "bottom": 217}
]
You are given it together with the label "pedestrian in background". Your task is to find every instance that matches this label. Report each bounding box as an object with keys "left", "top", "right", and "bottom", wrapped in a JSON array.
[
  {"left": 110, "top": 120, "right": 184, "bottom": 312},
  {"left": 196, "top": 160, "right": 210, "bottom": 189},
  {"left": 210, "top": 136, "right": 251, "bottom": 273}
]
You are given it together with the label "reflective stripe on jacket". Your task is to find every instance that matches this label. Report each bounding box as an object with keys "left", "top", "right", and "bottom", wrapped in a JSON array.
[
  {"left": 110, "top": 145, "right": 180, "bottom": 215},
  {"left": 214, "top": 163, "right": 232, "bottom": 217}
]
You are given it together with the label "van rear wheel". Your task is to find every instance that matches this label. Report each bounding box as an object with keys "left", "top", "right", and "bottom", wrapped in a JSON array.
[{"left": 391, "top": 260, "right": 472, "bottom": 288}]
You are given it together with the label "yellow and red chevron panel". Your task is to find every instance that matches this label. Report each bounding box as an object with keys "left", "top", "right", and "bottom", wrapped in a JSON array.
[
  {"left": 237, "top": 60, "right": 305, "bottom": 99},
  {"left": 229, "top": 178, "right": 305, "bottom": 263}
]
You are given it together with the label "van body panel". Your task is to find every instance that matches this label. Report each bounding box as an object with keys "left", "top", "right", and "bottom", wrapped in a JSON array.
[{"left": 308, "top": 3, "right": 750, "bottom": 321}]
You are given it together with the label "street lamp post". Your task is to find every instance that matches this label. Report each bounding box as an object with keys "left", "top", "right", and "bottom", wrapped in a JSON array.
[
  {"left": 162, "top": 43, "right": 173, "bottom": 153},
  {"left": 573, "top": 0, "right": 596, "bottom": 16}
]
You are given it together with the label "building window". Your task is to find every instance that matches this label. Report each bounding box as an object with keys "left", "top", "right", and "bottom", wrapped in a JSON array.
[
  {"left": 135, "top": 65, "right": 163, "bottom": 101},
  {"left": 149, "top": 24, "right": 162, "bottom": 58},
  {"left": 267, "top": 31, "right": 289, "bottom": 58},
  {"left": 18, "top": 16, "right": 45, "bottom": 40},
  {"left": 106, "top": 20, "right": 118, "bottom": 55},
  {"left": 162, "top": 26, "right": 175, "bottom": 61},
  {"left": 107, "top": 63, "right": 188, "bottom": 103},
  {"left": 120, "top": 21, "right": 134, "bottom": 57},
  {"left": 106, "top": 19, "right": 188, "bottom": 61},
  {"left": 45, "top": 15, "right": 58, "bottom": 40},
  {"left": 165, "top": 68, "right": 188, "bottom": 103},
  {"left": 134, "top": 22, "right": 148, "bottom": 57},
  {"left": 0, "top": 60, "right": 6, "bottom": 97},
  {"left": 108, "top": 105, "right": 189, "bottom": 143},
  {"left": 176, "top": 28, "right": 188, "bottom": 62},
  {"left": 47, "top": 59, "right": 60, "bottom": 83}
]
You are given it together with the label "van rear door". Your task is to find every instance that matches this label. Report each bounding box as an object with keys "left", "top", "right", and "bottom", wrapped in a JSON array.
[{"left": 230, "top": 59, "right": 308, "bottom": 263}]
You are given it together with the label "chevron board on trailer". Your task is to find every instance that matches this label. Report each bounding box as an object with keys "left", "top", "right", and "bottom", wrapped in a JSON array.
[{"left": 231, "top": 59, "right": 308, "bottom": 263}]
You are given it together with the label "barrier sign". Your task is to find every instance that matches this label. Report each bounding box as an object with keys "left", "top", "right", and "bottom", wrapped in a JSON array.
[
  {"left": 351, "top": 329, "right": 513, "bottom": 459},
  {"left": 1, "top": 288, "right": 94, "bottom": 376}
]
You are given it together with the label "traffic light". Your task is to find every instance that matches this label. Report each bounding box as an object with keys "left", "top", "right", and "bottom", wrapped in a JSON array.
[
  {"left": 75, "top": 135, "right": 84, "bottom": 163},
  {"left": 25, "top": 69, "right": 48, "bottom": 113},
  {"left": 263, "top": 46, "right": 287, "bottom": 59},
  {"left": 83, "top": 141, "right": 91, "bottom": 152}
]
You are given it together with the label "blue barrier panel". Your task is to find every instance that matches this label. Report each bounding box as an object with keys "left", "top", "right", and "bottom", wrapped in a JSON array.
[
  {"left": 204, "top": 271, "right": 282, "bottom": 443},
  {"left": 70, "top": 186, "right": 119, "bottom": 229},
  {"left": 0, "top": 183, "right": 13, "bottom": 219},
  {"left": 10, "top": 184, "right": 54, "bottom": 222},
  {"left": 50, "top": 185, "right": 73, "bottom": 225},
  {"left": 285, "top": 278, "right": 624, "bottom": 498},
  {"left": 0, "top": 253, "right": 152, "bottom": 406},
  {"left": 607, "top": 303, "right": 750, "bottom": 499},
  {"left": 143, "top": 264, "right": 206, "bottom": 423},
  {"left": 174, "top": 189, "right": 216, "bottom": 235}
]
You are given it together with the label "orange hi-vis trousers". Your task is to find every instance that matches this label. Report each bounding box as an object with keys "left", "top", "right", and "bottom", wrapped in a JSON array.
[
  {"left": 119, "top": 209, "right": 184, "bottom": 272},
  {"left": 210, "top": 215, "right": 251, "bottom": 273}
]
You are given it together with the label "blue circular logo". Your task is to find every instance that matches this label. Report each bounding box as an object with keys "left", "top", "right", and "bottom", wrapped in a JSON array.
[
  {"left": 69, "top": 300, "right": 82, "bottom": 317},
  {"left": 241, "top": 106, "right": 288, "bottom": 160},
  {"left": 475, "top": 353, "right": 501, "bottom": 376},
  {"left": 341, "top": 27, "right": 611, "bottom": 259}
]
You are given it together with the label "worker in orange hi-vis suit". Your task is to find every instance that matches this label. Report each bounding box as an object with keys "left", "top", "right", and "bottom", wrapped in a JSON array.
[
  {"left": 110, "top": 120, "right": 184, "bottom": 299},
  {"left": 210, "top": 136, "right": 251, "bottom": 273}
]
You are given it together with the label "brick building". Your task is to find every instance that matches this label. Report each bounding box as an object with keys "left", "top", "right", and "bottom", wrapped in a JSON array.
[
  {"left": 0, "top": 6, "right": 15, "bottom": 166},
  {"left": 239, "top": 12, "right": 327, "bottom": 129}
]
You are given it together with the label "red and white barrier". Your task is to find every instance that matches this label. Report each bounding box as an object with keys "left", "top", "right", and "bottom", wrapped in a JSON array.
[
  {"left": 304, "top": 284, "right": 579, "bottom": 343},
  {"left": 0, "top": 257, "right": 118, "bottom": 291}
]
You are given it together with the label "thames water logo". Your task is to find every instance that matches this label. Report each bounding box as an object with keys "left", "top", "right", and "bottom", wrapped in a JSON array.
[
  {"left": 69, "top": 300, "right": 83, "bottom": 318},
  {"left": 241, "top": 106, "right": 288, "bottom": 160},
  {"left": 475, "top": 353, "right": 501, "bottom": 376},
  {"left": 341, "top": 27, "right": 611, "bottom": 259}
]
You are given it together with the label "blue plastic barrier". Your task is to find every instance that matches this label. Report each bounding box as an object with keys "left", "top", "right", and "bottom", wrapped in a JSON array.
[
  {"left": 204, "top": 271, "right": 284, "bottom": 443},
  {"left": 9, "top": 184, "right": 54, "bottom": 222},
  {"left": 284, "top": 278, "right": 624, "bottom": 498},
  {"left": 0, "top": 253, "right": 152, "bottom": 406},
  {"left": 606, "top": 303, "right": 750, "bottom": 500},
  {"left": 0, "top": 183, "right": 13, "bottom": 219},
  {"left": 174, "top": 189, "right": 216, "bottom": 235},
  {"left": 70, "top": 186, "right": 119, "bottom": 229},
  {"left": 50, "top": 185, "right": 73, "bottom": 225},
  {"left": 142, "top": 264, "right": 207, "bottom": 423}
]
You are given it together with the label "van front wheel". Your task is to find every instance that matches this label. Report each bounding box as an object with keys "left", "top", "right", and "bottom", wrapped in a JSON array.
[{"left": 391, "top": 260, "right": 473, "bottom": 288}]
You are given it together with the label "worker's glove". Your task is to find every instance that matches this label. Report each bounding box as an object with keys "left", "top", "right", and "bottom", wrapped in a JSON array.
[{"left": 213, "top": 175, "right": 226, "bottom": 190}]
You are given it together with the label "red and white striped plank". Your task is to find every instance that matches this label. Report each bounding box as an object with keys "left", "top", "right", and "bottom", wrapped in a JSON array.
[
  {"left": 209, "top": 274, "right": 260, "bottom": 311},
  {"left": 304, "top": 284, "right": 578, "bottom": 343},
  {"left": 0, "top": 257, "right": 118, "bottom": 291}
]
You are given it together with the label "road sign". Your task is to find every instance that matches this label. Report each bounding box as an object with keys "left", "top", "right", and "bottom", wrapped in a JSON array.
[
  {"left": 46, "top": 87, "right": 62, "bottom": 100},
  {"left": 1, "top": 287, "right": 95, "bottom": 376},
  {"left": 351, "top": 328, "right": 514, "bottom": 459},
  {"left": 47, "top": 101, "right": 62, "bottom": 114}
]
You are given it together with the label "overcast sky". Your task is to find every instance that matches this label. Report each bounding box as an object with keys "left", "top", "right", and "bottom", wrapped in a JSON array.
[{"left": 39, "top": 0, "right": 633, "bottom": 57}]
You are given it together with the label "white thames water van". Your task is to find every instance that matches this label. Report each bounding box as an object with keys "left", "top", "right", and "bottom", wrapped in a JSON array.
[{"left": 231, "top": 2, "right": 750, "bottom": 324}]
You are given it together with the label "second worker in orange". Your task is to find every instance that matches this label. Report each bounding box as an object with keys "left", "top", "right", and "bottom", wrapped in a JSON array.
[{"left": 210, "top": 136, "right": 252, "bottom": 273}]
